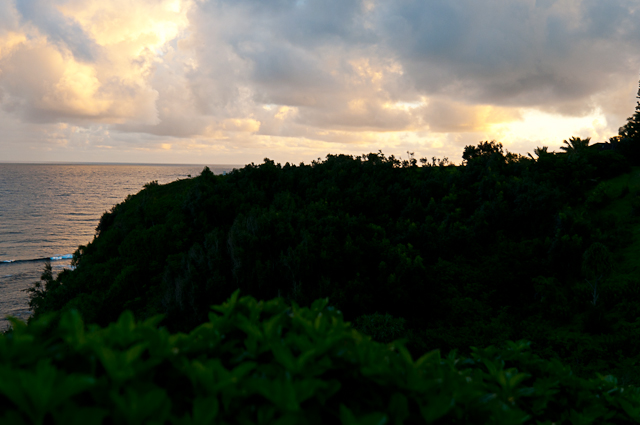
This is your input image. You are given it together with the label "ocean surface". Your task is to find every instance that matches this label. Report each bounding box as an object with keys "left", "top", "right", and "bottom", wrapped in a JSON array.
[{"left": 0, "top": 163, "right": 240, "bottom": 329}]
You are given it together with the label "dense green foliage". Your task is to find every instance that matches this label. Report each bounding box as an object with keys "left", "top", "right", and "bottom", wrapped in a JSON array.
[
  {"left": 25, "top": 133, "right": 640, "bottom": 387},
  {"left": 4, "top": 292, "right": 640, "bottom": 424}
]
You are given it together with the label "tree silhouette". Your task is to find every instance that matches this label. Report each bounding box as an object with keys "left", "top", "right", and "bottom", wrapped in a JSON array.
[
  {"left": 462, "top": 140, "right": 504, "bottom": 163},
  {"left": 528, "top": 146, "right": 551, "bottom": 160},
  {"left": 619, "top": 78, "right": 640, "bottom": 141},
  {"left": 559, "top": 137, "right": 591, "bottom": 157},
  {"left": 613, "top": 77, "right": 640, "bottom": 164}
]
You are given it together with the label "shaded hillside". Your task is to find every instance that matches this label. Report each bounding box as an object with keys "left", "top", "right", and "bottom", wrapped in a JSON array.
[{"left": 27, "top": 140, "right": 640, "bottom": 383}]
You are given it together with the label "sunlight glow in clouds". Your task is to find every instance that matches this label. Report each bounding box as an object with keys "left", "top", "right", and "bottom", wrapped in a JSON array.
[
  {"left": 495, "top": 109, "right": 610, "bottom": 145},
  {"left": 0, "top": 0, "right": 639, "bottom": 164}
]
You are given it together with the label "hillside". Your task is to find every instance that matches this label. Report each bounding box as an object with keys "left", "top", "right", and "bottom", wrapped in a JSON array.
[{"left": 26, "top": 141, "right": 640, "bottom": 385}]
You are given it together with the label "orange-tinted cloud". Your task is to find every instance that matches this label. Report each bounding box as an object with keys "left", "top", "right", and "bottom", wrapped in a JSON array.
[{"left": 0, "top": 0, "right": 639, "bottom": 164}]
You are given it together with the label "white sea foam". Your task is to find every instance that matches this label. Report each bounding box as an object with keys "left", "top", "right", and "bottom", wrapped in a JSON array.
[{"left": 50, "top": 254, "right": 73, "bottom": 261}]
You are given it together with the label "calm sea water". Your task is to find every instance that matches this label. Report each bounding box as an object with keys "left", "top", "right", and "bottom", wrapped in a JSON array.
[{"left": 0, "top": 163, "right": 240, "bottom": 329}]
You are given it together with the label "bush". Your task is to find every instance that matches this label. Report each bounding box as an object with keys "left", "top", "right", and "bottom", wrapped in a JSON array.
[{"left": 2, "top": 292, "right": 640, "bottom": 424}]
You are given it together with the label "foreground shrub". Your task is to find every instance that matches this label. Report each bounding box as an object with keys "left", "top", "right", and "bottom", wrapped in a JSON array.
[{"left": 1, "top": 291, "right": 640, "bottom": 424}]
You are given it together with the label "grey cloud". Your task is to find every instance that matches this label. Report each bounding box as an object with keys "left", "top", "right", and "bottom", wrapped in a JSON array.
[
  {"left": 0, "top": 1, "right": 19, "bottom": 33},
  {"left": 275, "top": 0, "right": 374, "bottom": 47},
  {"left": 209, "top": 0, "right": 372, "bottom": 48},
  {"left": 184, "top": 1, "right": 421, "bottom": 133},
  {"left": 374, "top": 0, "right": 640, "bottom": 112},
  {"left": 581, "top": 0, "right": 637, "bottom": 39},
  {"left": 187, "top": 0, "right": 640, "bottom": 136},
  {"left": 192, "top": 0, "right": 369, "bottom": 108},
  {"left": 246, "top": 45, "right": 335, "bottom": 92},
  {"left": 297, "top": 99, "right": 416, "bottom": 131},
  {"left": 14, "top": 0, "right": 100, "bottom": 61}
]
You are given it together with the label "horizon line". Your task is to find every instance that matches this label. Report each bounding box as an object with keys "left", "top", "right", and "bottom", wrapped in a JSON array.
[{"left": 0, "top": 161, "right": 247, "bottom": 167}]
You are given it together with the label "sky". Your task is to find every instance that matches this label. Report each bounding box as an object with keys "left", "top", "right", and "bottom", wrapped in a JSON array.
[{"left": 1, "top": 0, "right": 639, "bottom": 166}]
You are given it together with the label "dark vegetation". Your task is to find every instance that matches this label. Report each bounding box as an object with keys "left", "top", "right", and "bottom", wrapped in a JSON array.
[
  {"left": 9, "top": 81, "right": 640, "bottom": 421},
  {"left": 27, "top": 140, "right": 638, "bottom": 378},
  {"left": 4, "top": 292, "right": 640, "bottom": 424}
]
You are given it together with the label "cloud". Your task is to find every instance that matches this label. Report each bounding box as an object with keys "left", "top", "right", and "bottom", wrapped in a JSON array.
[
  {"left": 1, "top": 0, "right": 640, "bottom": 164},
  {"left": 14, "top": 0, "right": 100, "bottom": 61},
  {"left": 421, "top": 99, "right": 522, "bottom": 133},
  {"left": 0, "top": 1, "right": 19, "bottom": 34},
  {"left": 0, "top": 0, "right": 191, "bottom": 126},
  {"left": 375, "top": 0, "right": 640, "bottom": 114}
]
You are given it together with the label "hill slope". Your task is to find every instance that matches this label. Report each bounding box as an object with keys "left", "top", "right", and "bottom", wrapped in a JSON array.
[{"left": 27, "top": 144, "right": 640, "bottom": 384}]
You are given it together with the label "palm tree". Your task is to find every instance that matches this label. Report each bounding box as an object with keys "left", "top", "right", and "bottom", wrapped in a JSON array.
[
  {"left": 528, "top": 146, "right": 551, "bottom": 160},
  {"left": 559, "top": 136, "right": 591, "bottom": 156}
]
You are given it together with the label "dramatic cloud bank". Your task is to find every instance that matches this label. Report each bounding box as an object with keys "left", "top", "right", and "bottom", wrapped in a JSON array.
[{"left": 1, "top": 0, "right": 639, "bottom": 164}]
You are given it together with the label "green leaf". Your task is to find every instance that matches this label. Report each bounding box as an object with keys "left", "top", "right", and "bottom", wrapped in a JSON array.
[
  {"left": 186, "top": 359, "right": 226, "bottom": 394},
  {"left": 19, "top": 360, "right": 58, "bottom": 422},
  {"left": 263, "top": 313, "right": 284, "bottom": 340},
  {"left": 141, "top": 314, "right": 165, "bottom": 329},
  {"left": 291, "top": 378, "right": 330, "bottom": 404},
  {"left": 125, "top": 343, "right": 147, "bottom": 364},
  {"left": 310, "top": 298, "right": 329, "bottom": 311},
  {"left": 115, "top": 310, "right": 136, "bottom": 334},
  {"left": 270, "top": 340, "right": 297, "bottom": 372},
  {"left": 415, "top": 349, "right": 441, "bottom": 368},
  {"left": 515, "top": 387, "right": 536, "bottom": 398},
  {"left": 110, "top": 387, "right": 171, "bottom": 425},
  {"left": 0, "top": 367, "right": 31, "bottom": 418},
  {"left": 59, "top": 310, "right": 85, "bottom": 347},
  {"left": 231, "top": 362, "right": 257, "bottom": 382},
  {"left": 388, "top": 392, "right": 409, "bottom": 424},
  {"left": 419, "top": 394, "right": 454, "bottom": 422},
  {"left": 582, "top": 403, "right": 611, "bottom": 421},
  {"left": 236, "top": 313, "right": 264, "bottom": 341},
  {"left": 619, "top": 398, "right": 640, "bottom": 420},
  {"left": 0, "top": 410, "right": 27, "bottom": 425},
  {"left": 314, "top": 378, "right": 341, "bottom": 405},
  {"left": 51, "top": 404, "right": 108, "bottom": 425},
  {"left": 192, "top": 396, "right": 219, "bottom": 425},
  {"left": 482, "top": 358, "right": 500, "bottom": 377},
  {"left": 569, "top": 408, "right": 592, "bottom": 425},
  {"left": 508, "top": 371, "right": 531, "bottom": 389},
  {"left": 0, "top": 360, "right": 94, "bottom": 425},
  {"left": 340, "top": 404, "right": 358, "bottom": 425},
  {"left": 211, "top": 289, "right": 240, "bottom": 318},
  {"left": 340, "top": 405, "right": 389, "bottom": 425},
  {"left": 295, "top": 347, "right": 318, "bottom": 371},
  {"left": 254, "top": 373, "right": 300, "bottom": 412},
  {"left": 275, "top": 412, "right": 306, "bottom": 425},
  {"left": 394, "top": 342, "right": 413, "bottom": 365},
  {"left": 94, "top": 343, "right": 148, "bottom": 384},
  {"left": 50, "top": 374, "right": 96, "bottom": 408}
]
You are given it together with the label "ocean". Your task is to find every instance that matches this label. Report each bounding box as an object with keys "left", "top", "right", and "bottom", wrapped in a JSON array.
[{"left": 0, "top": 163, "right": 240, "bottom": 329}]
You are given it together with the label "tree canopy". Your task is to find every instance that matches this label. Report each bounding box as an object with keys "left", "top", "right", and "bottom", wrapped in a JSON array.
[{"left": 25, "top": 133, "right": 640, "bottom": 386}]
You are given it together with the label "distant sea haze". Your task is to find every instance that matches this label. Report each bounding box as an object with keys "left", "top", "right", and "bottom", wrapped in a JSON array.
[{"left": 0, "top": 163, "right": 239, "bottom": 329}]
